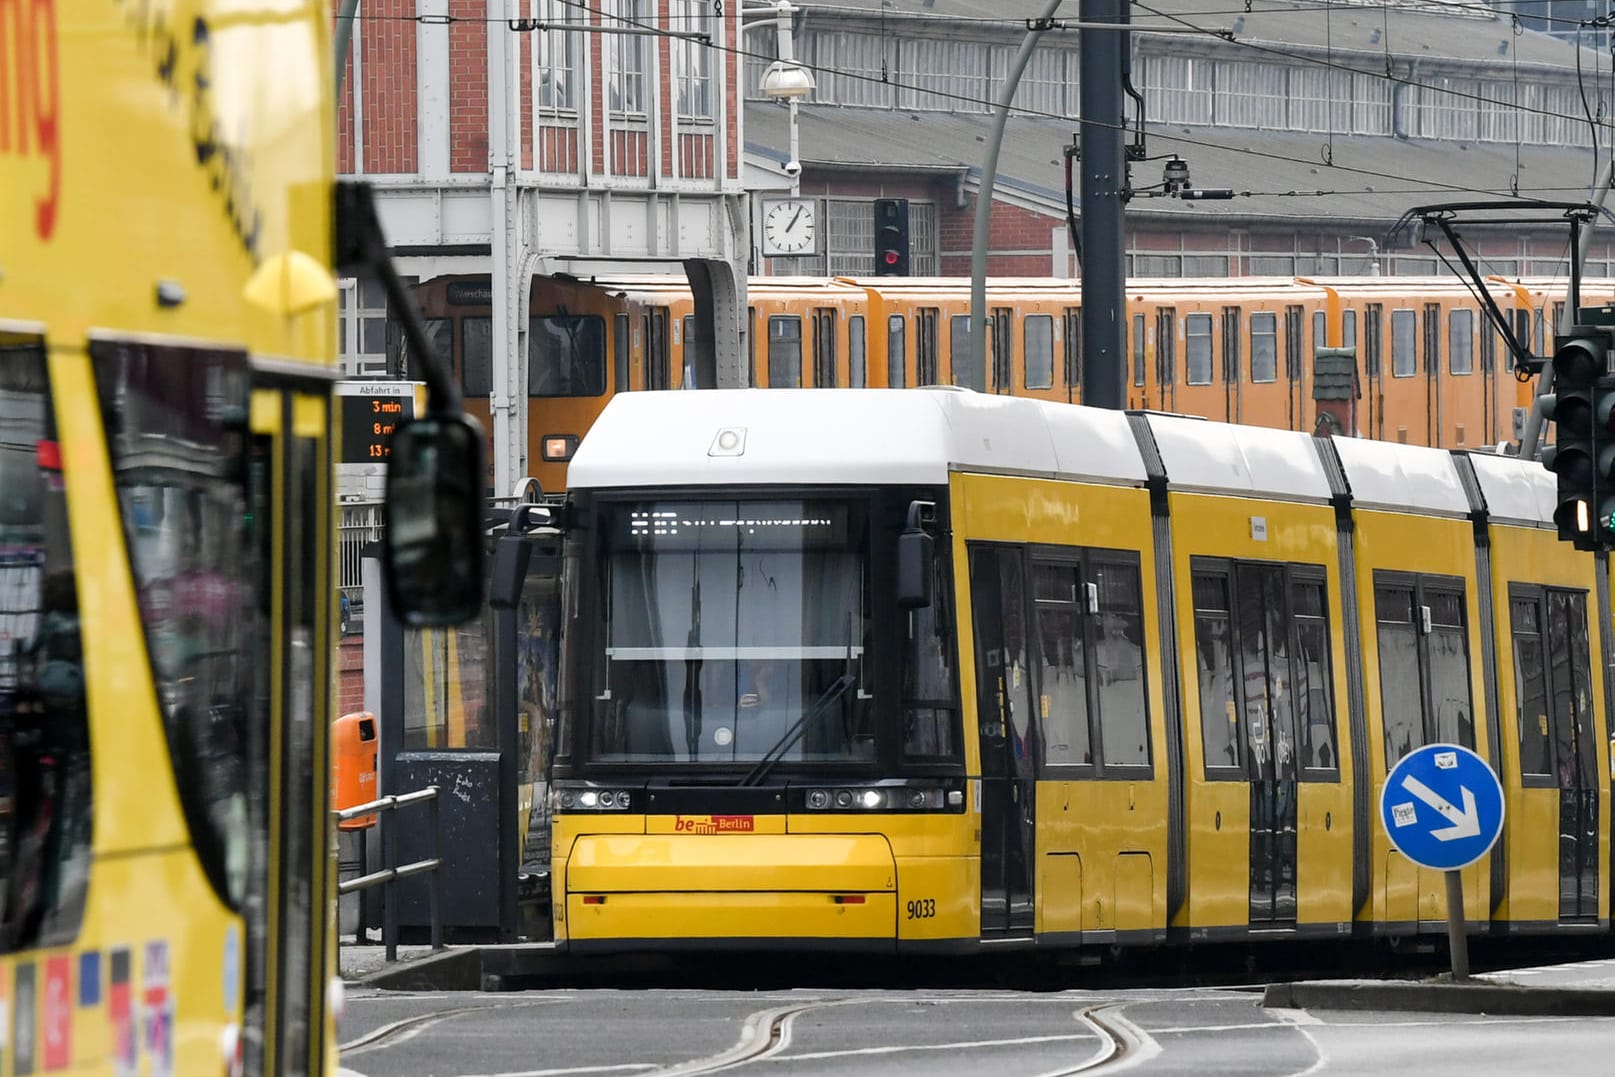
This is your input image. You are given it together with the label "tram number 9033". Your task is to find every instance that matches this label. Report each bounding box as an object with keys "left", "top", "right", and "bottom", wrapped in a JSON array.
[{"left": 905, "top": 898, "right": 936, "bottom": 920}]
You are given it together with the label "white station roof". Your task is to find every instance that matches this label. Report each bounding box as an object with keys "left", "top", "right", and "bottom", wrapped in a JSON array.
[{"left": 566, "top": 388, "right": 1149, "bottom": 489}]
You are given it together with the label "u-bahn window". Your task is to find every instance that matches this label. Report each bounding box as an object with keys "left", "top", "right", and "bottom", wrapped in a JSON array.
[
  {"left": 1312, "top": 310, "right": 1326, "bottom": 350},
  {"left": 746, "top": 307, "right": 756, "bottom": 386},
  {"left": 1343, "top": 309, "right": 1357, "bottom": 347},
  {"left": 0, "top": 337, "right": 91, "bottom": 952},
  {"left": 681, "top": 314, "right": 698, "bottom": 387},
  {"left": 1284, "top": 306, "right": 1303, "bottom": 382},
  {"left": 887, "top": 315, "right": 907, "bottom": 388},
  {"left": 530, "top": 314, "right": 607, "bottom": 396},
  {"left": 849, "top": 315, "right": 866, "bottom": 387},
  {"left": 1251, "top": 312, "right": 1278, "bottom": 383},
  {"left": 1185, "top": 313, "right": 1213, "bottom": 385},
  {"left": 1449, "top": 310, "right": 1474, "bottom": 375},
  {"left": 1364, "top": 304, "right": 1383, "bottom": 377},
  {"left": 767, "top": 315, "right": 802, "bottom": 387},
  {"left": 1192, "top": 572, "right": 1240, "bottom": 776},
  {"left": 615, "top": 313, "right": 631, "bottom": 392},
  {"left": 949, "top": 314, "right": 984, "bottom": 391},
  {"left": 1375, "top": 572, "right": 1473, "bottom": 765},
  {"left": 91, "top": 340, "right": 259, "bottom": 915},
  {"left": 1064, "top": 307, "right": 1082, "bottom": 392},
  {"left": 462, "top": 316, "right": 493, "bottom": 396},
  {"left": 1024, "top": 315, "right": 1054, "bottom": 390},
  {"left": 916, "top": 308, "right": 939, "bottom": 385},
  {"left": 1390, "top": 309, "right": 1416, "bottom": 378},
  {"left": 1132, "top": 313, "right": 1145, "bottom": 387},
  {"left": 1221, "top": 307, "right": 1241, "bottom": 384},
  {"left": 1155, "top": 309, "right": 1176, "bottom": 386}
]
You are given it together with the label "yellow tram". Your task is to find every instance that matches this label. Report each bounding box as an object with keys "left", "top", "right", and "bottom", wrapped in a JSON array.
[
  {"left": 1, "top": 3, "right": 479, "bottom": 1073},
  {"left": 546, "top": 388, "right": 1606, "bottom": 952}
]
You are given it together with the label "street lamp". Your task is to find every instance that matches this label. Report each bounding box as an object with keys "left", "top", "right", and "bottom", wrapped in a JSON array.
[
  {"left": 1348, "top": 234, "right": 1382, "bottom": 276},
  {"left": 746, "top": 0, "right": 814, "bottom": 193}
]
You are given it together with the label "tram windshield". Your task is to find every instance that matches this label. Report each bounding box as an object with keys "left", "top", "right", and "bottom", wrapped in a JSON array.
[{"left": 588, "top": 499, "right": 873, "bottom": 765}]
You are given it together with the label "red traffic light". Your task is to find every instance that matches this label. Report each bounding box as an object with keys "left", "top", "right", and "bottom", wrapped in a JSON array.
[{"left": 882, "top": 250, "right": 899, "bottom": 266}]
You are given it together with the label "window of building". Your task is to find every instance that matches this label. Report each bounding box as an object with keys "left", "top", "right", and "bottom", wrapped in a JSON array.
[
  {"left": 535, "top": 0, "right": 581, "bottom": 111},
  {"left": 674, "top": 0, "right": 712, "bottom": 118},
  {"left": 608, "top": 0, "right": 648, "bottom": 114},
  {"left": 338, "top": 276, "right": 390, "bottom": 377}
]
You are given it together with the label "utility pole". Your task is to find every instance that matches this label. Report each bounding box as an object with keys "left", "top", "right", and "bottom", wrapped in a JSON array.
[{"left": 1078, "top": 0, "right": 1127, "bottom": 410}]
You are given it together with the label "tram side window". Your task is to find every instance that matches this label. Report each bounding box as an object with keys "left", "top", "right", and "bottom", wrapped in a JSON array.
[
  {"left": 1291, "top": 575, "right": 1338, "bottom": 775},
  {"left": 887, "top": 316, "right": 907, "bottom": 388},
  {"left": 849, "top": 315, "right": 866, "bottom": 388},
  {"left": 1192, "top": 572, "right": 1240, "bottom": 775},
  {"left": 1390, "top": 309, "right": 1416, "bottom": 378},
  {"left": 1025, "top": 315, "right": 1054, "bottom": 391},
  {"left": 91, "top": 340, "right": 259, "bottom": 915},
  {"left": 463, "top": 316, "right": 493, "bottom": 396},
  {"left": 1449, "top": 310, "right": 1474, "bottom": 375},
  {"left": 1509, "top": 586, "right": 1595, "bottom": 787},
  {"left": 1251, "top": 312, "right": 1278, "bottom": 383},
  {"left": 767, "top": 315, "right": 802, "bottom": 387},
  {"left": 1022, "top": 551, "right": 1152, "bottom": 776},
  {"left": 1185, "top": 313, "right": 1213, "bottom": 385},
  {"left": 0, "top": 337, "right": 91, "bottom": 952},
  {"left": 1374, "top": 572, "right": 1473, "bottom": 766},
  {"left": 530, "top": 314, "right": 607, "bottom": 397}
]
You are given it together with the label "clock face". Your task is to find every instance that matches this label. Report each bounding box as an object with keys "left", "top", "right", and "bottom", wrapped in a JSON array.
[{"left": 763, "top": 199, "right": 816, "bottom": 255}]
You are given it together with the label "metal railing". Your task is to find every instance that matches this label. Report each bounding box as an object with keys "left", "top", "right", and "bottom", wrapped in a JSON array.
[
  {"left": 336, "top": 786, "right": 444, "bottom": 961},
  {"left": 337, "top": 501, "right": 385, "bottom": 598}
]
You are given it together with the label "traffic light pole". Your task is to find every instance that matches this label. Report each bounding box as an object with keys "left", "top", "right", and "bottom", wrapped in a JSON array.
[
  {"left": 968, "top": 0, "right": 1061, "bottom": 393},
  {"left": 1520, "top": 152, "right": 1615, "bottom": 461}
]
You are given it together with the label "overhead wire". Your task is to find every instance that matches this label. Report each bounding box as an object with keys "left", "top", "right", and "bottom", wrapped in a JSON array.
[{"left": 336, "top": 0, "right": 1611, "bottom": 204}]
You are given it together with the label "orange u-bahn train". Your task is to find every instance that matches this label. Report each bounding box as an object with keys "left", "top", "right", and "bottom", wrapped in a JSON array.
[{"left": 404, "top": 273, "right": 1599, "bottom": 492}]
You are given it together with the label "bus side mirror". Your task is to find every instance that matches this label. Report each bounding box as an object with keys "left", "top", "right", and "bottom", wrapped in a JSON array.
[
  {"left": 896, "top": 499, "right": 936, "bottom": 610},
  {"left": 383, "top": 414, "right": 486, "bottom": 626}
]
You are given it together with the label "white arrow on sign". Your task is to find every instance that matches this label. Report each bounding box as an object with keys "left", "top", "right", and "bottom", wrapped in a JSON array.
[{"left": 1401, "top": 774, "right": 1480, "bottom": 842}]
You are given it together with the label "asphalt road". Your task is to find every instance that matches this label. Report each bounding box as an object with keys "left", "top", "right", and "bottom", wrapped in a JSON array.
[{"left": 336, "top": 982, "right": 1615, "bottom": 1077}]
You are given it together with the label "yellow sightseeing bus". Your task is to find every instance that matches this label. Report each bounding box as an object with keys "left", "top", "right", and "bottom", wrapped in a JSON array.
[{"left": 2, "top": 4, "right": 480, "bottom": 1074}]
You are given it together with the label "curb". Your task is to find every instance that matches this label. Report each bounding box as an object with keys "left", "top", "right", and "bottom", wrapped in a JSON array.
[
  {"left": 1263, "top": 979, "right": 1615, "bottom": 1017},
  {"left": 357, "top": 948, "right": 487, "bottom": 991}
]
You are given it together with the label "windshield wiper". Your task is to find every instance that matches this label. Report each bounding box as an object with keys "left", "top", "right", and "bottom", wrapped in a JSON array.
[{"left": 738, "top": 673, "right": 856, "bottom": 787}]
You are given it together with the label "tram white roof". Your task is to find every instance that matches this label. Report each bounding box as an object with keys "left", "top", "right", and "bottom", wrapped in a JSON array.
[
  {"left": 1465, "top": 452, "right": 1555, "bottom": 529},
  {"left": 1328, "top": 436, "right": 1472, "bottom": 518},
  {"left": 566, "top": 388, "right": 1148, "bottom": 489},
  {"left": 1143, "top": 414, "right": 1331, "bottom": 502}
]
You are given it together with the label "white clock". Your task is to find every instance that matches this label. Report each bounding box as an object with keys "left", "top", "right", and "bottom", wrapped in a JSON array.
[{"left": 761, "top": 198, "right": 817, "bottom": 257}]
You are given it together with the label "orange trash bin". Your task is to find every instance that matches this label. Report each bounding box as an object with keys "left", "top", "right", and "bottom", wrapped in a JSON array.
[{"left": 333, "top": 711, "right": 379, "bottom": 830}]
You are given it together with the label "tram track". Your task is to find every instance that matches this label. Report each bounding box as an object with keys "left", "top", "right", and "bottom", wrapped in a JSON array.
[{"left": 339, "top": 1000, "right": 555, "bottom": 1058}]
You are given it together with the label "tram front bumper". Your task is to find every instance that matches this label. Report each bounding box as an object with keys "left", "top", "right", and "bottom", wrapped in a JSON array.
[{"left": 561, "top": 832, "right": 898, "bottom": 946}]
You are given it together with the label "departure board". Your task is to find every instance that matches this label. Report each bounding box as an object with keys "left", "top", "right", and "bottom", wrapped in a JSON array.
[{"left": 340, "top": 391, "right": 415, "bottom": 464}]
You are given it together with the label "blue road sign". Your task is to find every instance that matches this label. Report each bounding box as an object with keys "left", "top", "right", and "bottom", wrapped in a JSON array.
[{"left": 1379, "top": 743, "right": 1505, "bottom": 871}]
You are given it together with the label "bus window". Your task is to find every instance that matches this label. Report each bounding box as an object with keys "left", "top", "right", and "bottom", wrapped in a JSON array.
[
  {"left": 1391, "top": 309, "right": 1416, "bottom": 377},
  {"left": 0, "top": 337, "right": 91, "bottom": 950},
  {"left": 768, "top": 315, "right": 802, "bottom": 387},
  {"left": 530, "top": 315, "right": 607, "bottom": 396},
  {"left": 463, "top": 316, "right": 492, "bottom": 396},
  {"left": 1251, "top": 313, "right": 1277, "bottom": 383},
  {"left": 1449, "top": 310, "right": 1474, "bottom": 375},
  {"left": 917, "top": 308, "right": 939, "bottom": 385},
  {"left": 887, "top": 315, "right": 907, "bottom": 388},
  {"left": 849, "top": 315, "right": 866, "bottom": 387},
  {"left": 1185, "top": 313, "right": 1213, "bottom": 385},
  {"left": 1025, "top": 315, "right": 1054, "bottom": 390}
]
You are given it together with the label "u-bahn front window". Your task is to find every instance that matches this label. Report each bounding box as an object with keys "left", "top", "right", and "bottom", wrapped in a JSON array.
[{"left": 589, "top": 499, "right": 873, "bottom": 765}]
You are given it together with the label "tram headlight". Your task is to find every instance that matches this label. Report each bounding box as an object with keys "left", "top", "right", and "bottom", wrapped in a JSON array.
[
  {"left": 806, "top": 789, "right": 831, "bottom": 810},
  {"left": 834, "top": 789, "right": 854, "bottom": 808},
  {"left": 859, "top": 789, "right": 884, "bottom": 809},
  {"left": 579, "top": 790, "right": 599, "bottom": 808},
  {"left": 553, "top": 784, "right": 636, "bottom": 812},
  {"left": 559, "top": 790, "right": 576, "bottom": 809}
]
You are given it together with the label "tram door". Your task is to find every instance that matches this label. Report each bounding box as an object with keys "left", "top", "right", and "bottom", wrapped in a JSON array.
[
  {"left": 969, "top": 546, "right": 1037, "bottom": 936},
  {"left": 1235, "top": 565, "right": 1299, "bottom": 924}
]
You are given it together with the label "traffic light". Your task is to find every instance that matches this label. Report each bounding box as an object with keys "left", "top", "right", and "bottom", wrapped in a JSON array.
[
  {"left": 1541, "top": 323, "right": 1615, "bottom": 550},
  {"left": 873, "top": 198, "right": 910, "bottom": 276}
]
